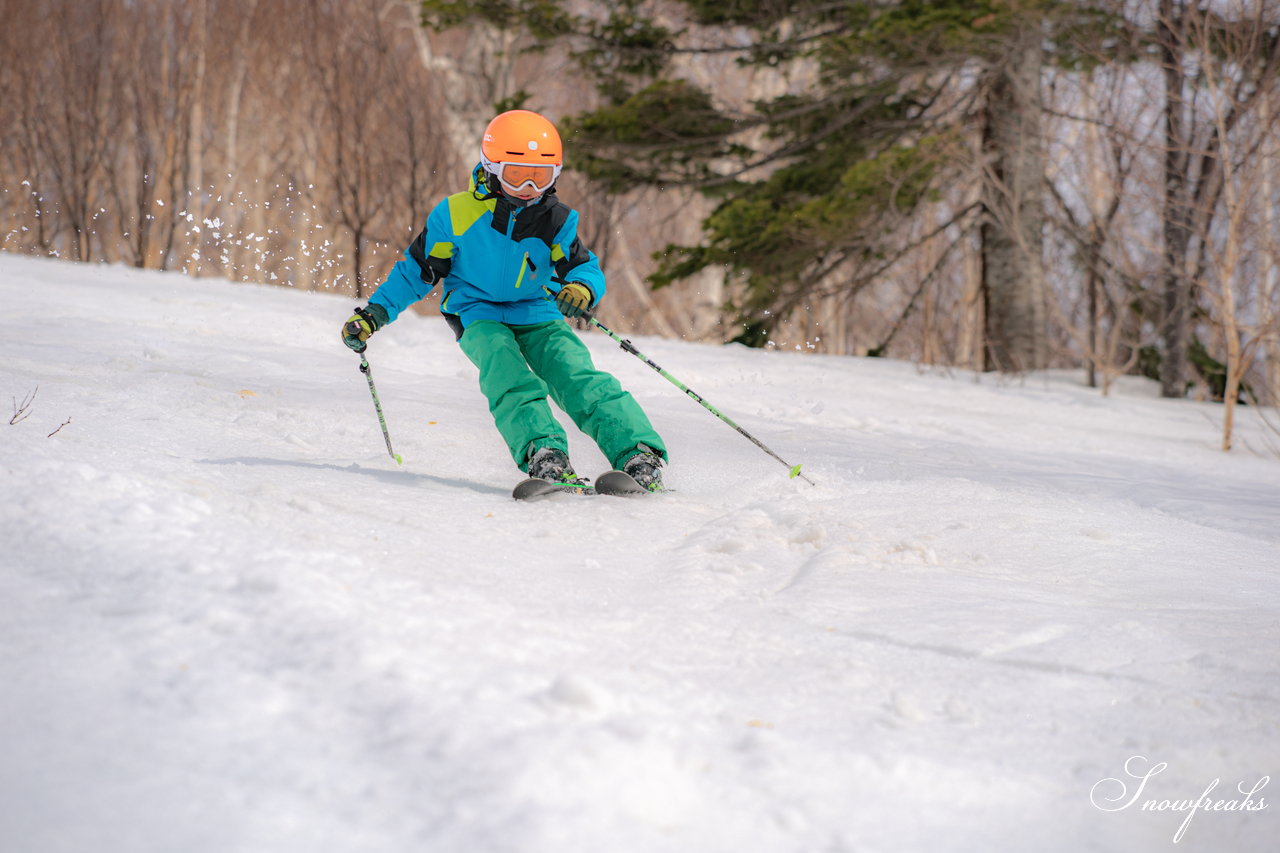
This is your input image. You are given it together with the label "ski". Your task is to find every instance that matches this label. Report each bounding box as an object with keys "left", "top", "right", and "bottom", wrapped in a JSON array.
[
  {"left": 512, "top": 471, "right": 660, "bottom": 500},
  {"left": 594, "top": 470, "right": 655, "bottom": 497},
  {"left": 512, "top": 477, "right": 594, "bottom": 501}
]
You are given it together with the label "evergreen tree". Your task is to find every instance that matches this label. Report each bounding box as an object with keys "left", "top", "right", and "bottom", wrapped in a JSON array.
[{"left": 422, "top": 1, "right": 1106, "bottom": 368}]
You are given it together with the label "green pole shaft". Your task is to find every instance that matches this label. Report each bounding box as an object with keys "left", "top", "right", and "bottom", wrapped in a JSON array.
[
  {"left": 588, "top": 316, "right": 815, "bottom": 486},
  {"left": 358, "top": 351, "right": 403, "bottom": 465}
]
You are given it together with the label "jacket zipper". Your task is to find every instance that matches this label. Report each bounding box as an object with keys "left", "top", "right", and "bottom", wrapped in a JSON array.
[
  {"left": 504, "top": 207, "right": 520, "bottom": 290},
  {"left": 514, "top": 252, "right": 529, "bottom": 289}
]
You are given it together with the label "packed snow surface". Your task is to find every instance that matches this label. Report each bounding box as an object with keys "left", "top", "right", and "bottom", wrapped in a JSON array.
[{"left": 2, "top": 254, "right": 1278, "bottom": 852}]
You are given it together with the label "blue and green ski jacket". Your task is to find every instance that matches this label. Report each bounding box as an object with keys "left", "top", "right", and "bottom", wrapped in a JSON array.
[{"left": 368, "top": 165, "right": 605, "bottom": 333}]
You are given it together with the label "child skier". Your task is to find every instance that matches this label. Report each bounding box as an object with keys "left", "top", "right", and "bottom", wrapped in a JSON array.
[{"left": 341, "top": 109, "right": 666, "bottom": 492}]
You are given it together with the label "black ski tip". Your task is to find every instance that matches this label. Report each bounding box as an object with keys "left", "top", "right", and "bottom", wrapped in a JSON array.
[
  {"left": 594, "top": 470, "right": 655, "bottom": 497},
  {"left": 512, "top": 477, "right": 594, "bottom": 501}
]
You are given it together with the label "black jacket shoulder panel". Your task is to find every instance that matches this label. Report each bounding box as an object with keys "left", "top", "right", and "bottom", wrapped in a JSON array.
[
  {"left": 489, "top": 190, "right": 573, "bottom": 248},
  {"left": 407, "top": 222, "right": 450, "bottom": 284}
]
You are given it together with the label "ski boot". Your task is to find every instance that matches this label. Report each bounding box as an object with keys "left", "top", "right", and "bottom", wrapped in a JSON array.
[
  {"left": 513, "top": 447, "right": 591, "bottom": 500},
  {"left": 621, "top": 448, "right": 665, "bottom": 492}
]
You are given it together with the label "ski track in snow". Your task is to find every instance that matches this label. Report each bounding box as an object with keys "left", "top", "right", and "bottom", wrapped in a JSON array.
[{"left": 2, "top": 254, "right": 1278, "bottom": 853}]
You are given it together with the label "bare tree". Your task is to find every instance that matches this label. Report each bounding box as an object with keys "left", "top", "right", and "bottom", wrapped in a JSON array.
[
  {"left": 33, "top": 0, "right": 115, "bottom": 262},
  {"left": 1044, "top": 66, "right": 1150, "bottom": 395},
  {"left": 1152, "top": 0, "right": 1280, "bottom": 399},
  {"left": 1191, "top": 5, "right": 1280, "bottom": 448},
  {"left": 109, "top": 0, "right": 199, "bottom": 269}
]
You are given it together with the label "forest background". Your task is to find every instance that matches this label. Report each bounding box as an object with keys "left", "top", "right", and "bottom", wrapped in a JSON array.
[{"left": 2, "top": 0, "right": 1279, "bottom": 449}]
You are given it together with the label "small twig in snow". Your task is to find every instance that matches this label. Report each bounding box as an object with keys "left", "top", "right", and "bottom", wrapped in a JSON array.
[
  {"left": 47, "top": 416, "right": 71, "bottom": 438},
  {"left": 9, "top": 386, "right": 37, "bottom": 425}
]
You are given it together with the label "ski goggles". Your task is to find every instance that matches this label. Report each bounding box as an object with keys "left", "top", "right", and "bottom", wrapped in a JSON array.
[{"left": 485, "top": 157, "right": 561, "bottom": 193}]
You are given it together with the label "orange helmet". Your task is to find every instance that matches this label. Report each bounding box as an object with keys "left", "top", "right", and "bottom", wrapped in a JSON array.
[{"left": 481, "top": 110, "right": 563, "bottom": 196}]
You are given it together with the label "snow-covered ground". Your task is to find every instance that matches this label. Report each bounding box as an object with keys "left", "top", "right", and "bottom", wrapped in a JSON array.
[{"left": 2, "top": 253, "right": 1277, "bottom": 853}]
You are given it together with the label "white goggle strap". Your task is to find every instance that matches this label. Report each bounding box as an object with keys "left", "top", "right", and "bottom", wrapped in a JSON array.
[{"left": 482, "top": 154, "right": 560, "bottom": 191}]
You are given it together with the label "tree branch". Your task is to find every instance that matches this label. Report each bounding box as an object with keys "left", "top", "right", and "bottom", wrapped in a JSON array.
[{"left": 9, "top": 386, "right": 37, "bottom": 425}]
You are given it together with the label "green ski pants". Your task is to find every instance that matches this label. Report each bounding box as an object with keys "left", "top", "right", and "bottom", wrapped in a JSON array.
[{"left": 458, "top": 319, "right": 666, "bottom": 472}]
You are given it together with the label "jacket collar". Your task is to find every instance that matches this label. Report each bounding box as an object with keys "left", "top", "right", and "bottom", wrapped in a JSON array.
[{"left": 470, "top": 162, "right": 558, "bottom": 210}]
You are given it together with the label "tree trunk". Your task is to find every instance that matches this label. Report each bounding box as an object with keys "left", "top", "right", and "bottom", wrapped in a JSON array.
[
  {"left": 353, "top": 225, "right": 366, "bottom": 300},
  {"left": 1262, "top": 91, "right": 1280, "bottom": 407},
  {"left": 1159, "top": 0, "right": 1193, "bottom": 398},
  {"left": 959, "top": 230, "right": 984, "bottom": 370},
  {"left": 184, "top": 0, "right": 208, "bottom": 276},
  {"left": 980, "top": 19, "right": 1047, "bottom": 373},
  {"left": 1086, "top": 242, "right": 1099, "bottom": 389}
]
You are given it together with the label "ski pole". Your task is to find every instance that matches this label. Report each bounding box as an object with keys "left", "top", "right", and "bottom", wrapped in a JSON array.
[
  {"left": 356, "top": 350, "right": 403, "bottom": 465},
  {"left": 587, "top": 314, "right": 816, "bottom": 486}
]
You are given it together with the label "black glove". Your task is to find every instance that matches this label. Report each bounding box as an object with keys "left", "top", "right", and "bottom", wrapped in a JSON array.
[
  {"left": 342, "top": 303, "right": 389, "bottom": 352},
  {"left": 549, "top": 282, "right": 593, "bottom": 319}
]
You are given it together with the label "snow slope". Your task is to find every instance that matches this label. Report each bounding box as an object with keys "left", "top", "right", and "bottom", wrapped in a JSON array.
[{"left": 2, "top": 253, "right": 1278, "bottom": 853}]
